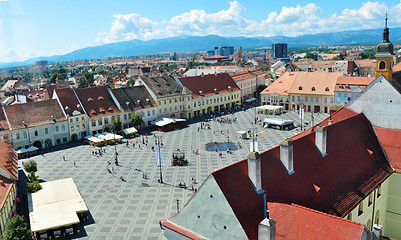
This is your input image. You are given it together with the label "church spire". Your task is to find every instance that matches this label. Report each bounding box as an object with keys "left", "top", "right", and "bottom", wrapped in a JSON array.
[
  {"left": 375, "top": 14, "right": 394, "bottom": 80},
  {"left": 382, "top": 12, "right": 390, "bottom": 43}
]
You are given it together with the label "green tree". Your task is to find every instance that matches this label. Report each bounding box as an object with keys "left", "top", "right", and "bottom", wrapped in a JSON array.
[
  {"left": 304, "top": 52, "right": 318, "bottom": 61},
  {"left": 130, "top": 112, "right": 143, "bottom": 129},
  {"left": 112, "top": 116, "right": 122, "bottom": 132},
  {"left": 359, "top": 51, "right": 375, "bottom": 59},
  {"left": 126, "top": 78, "right": 135, "bottom": 87},
  {"left": 27, "top": 181, "right": 42, "bottom": 193},
  {"left": 2, "top": 215, "right": 32, "bottom": 240},
  {"left": 27, "top": 171, "right": 39, "bottom": 182},
  {"left": 23, "top": 160, "right": 37, "bottom": 173}
]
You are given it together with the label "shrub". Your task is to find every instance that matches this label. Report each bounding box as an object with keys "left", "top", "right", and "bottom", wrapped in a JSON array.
[
  {"left": 27, "top": 172, "right": 38, "bottom": 182},
  {"left": 2, "top": 215, "right": 32, "bottom": 240},
  {"left": 27, "top": 181, "right": 42, "bottom": 193},
  {"left": 23, "top": 160, "right": 37, "bottom": 173}
]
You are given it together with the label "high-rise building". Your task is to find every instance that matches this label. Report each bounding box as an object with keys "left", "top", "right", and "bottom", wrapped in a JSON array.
[
  {"left": 272, "top": 43, "right": 288, "bottom": 59},
  {"left": 214, "top": 46, "right": 234, "bottom": 57},
  {"left": 236, "top": 46, "right": 242, "bottom": 59}
]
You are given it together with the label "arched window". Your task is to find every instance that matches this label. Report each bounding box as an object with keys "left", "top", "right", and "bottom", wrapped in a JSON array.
[
  {"left": 379, "top": 60, "right": 386, "bottom": 70},
  {"left": 347, "top": 212, "right": 353, "bottom": 221},
  {"left": 375, "top": 210, "right": 380, "bottom": 225},
  {"left": 366, "top": 219, "right": 372, "bottom": 230},
  {"left": 358, "top": 202, "right": 364, "bottom": 216},
  {"left": 368, "top": 193, "right": 373, "bottom": 206}
]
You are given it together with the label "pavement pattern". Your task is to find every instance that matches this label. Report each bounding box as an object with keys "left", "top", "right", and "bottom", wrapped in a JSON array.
[{"left": 19, "top": 107, "right": 328, "bottom": 240}]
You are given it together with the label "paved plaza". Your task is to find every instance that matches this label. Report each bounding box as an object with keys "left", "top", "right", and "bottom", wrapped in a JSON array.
[{"left": 19, "top": 107, "right": 328, "bottom": 240}]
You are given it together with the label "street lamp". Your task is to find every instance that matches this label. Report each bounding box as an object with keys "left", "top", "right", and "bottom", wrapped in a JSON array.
[{"left": 155, "top": 134, "right": 163, "bottom": 184}]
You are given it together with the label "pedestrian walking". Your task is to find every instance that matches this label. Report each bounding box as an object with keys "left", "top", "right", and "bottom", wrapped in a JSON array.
[
  {"left": 112, "top": 167, "right": 114, "bottom": 172},
  {"left": 73, "top": 161, "right": 76, "bottom": 167},
  {"left": 63, "top": 155, "right": 66, "bottom": 161}
]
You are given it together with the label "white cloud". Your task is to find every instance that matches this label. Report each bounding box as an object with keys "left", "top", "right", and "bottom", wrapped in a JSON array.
[
  {"left": 96, "top": 1, "right": 401, "bottom": 44},
  {"left": 0, "top": 48, "right": 42, "bottom": 62}
]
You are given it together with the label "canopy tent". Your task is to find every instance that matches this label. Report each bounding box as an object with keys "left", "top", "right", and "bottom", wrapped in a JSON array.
[
  {"left": 150, "top": 118, "right": 187, "bottom": 131},
  {"left": 29, "top": 178, "right": 88, "bottom": 233},
  {"left": 256, "top": 105, "right": 284, "bottom": 115},
  {"left": 122, "top": 127, "right": 138, "bottom": 135},
  {"left": 245, "top": 97, "right": 257, "bottom": 103},
  {"left": 16, "top": 146, "right": 39, "bottom": 154}
]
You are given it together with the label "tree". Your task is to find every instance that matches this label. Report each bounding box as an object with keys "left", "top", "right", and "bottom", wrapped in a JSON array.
[
  {"left": 126, "top": 78, "right": 135, "bottom": 87},
  {"left": 130, "top": 112, "right": 143, "bottom": 129},
  {"left": 2, "top": 215, "right": 32, "bottom": 240},
  {"left": 304, "top": 52, "right": 318, "bottom": 61},
  {"left": 27, "top": 181, "right": 42, "bottom": 193},
  {"left": 112, "top": 116, "right": 122, "bottom": 132},
  {"left": 23, "top": 160, "right": 37, "bottom": 173},
  {"left": 359, "top": 51, "right": 375, "bottom": 59}
]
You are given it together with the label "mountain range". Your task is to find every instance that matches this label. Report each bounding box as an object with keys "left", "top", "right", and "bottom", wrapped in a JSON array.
[{"left": 2, "top": 27, "right": 401, "bottom": 69}]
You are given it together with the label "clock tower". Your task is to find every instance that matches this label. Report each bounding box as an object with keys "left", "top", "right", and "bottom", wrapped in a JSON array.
[{"left": 375, "top": 14, "right": 395, "bottom": 80}]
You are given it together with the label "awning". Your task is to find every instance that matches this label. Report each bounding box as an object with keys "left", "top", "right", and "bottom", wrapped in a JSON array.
[
  {"left": 122, "top": 127, "right": 138, "bottom": 135},
  {"left": 16, "top": 146, "right": 39, "bottom": 154},
  {"left": 150, "top": 118, "right": 187, "bottom": 127},
  {"left": 245, "top": 97, "right": 257, "bottom": 103}
]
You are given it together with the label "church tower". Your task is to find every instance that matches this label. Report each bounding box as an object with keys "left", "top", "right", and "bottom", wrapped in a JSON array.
[{"left": 375, "top": 14, "right": 395, "bottom": 80}]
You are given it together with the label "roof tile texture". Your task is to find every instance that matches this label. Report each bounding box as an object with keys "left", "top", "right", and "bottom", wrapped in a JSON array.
[{"left": 75, "top": 86, "right": 120, "bottom": 118}]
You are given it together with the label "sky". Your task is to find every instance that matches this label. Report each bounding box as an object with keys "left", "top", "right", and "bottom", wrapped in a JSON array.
[{"left": 0, "top": 0, "right": 400, "bottom": 62}]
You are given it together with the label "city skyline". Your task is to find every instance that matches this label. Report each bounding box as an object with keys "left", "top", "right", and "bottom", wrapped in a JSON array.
[{"left": 0, "top": 0, "right": 400, "bottom": 62}]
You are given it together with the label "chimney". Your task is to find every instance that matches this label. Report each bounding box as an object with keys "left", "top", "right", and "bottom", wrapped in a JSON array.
[
  {"left": 280, "top": 139, "right": 294, "bottom": 175},
  {"left": 258, "top": 218, "right": 276, "bottom": 240},
  {"left": 315, "top": 126, "right": 327, "bottom": 157},
  {"left": 248, "top": 152, "right": 262, "bottom": 191},
  {"left": 373, "top": 225, "right": 382, "bottom": 239}
]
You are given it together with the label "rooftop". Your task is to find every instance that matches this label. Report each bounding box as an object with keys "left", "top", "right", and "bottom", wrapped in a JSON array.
[
  {"left": 289, "top": 71, "right": 341, "bottom": 95},
  {"left": 54, "top": 87, "right": 85, "bottom": 117},
  {"left": 261, "top": 72, "right": 297, "bottom": 96},
  {"left": 111, "top": 86, "right": 156, "bottom": 111},
  {"left": 75, "top": 86, "right": 120, "bottom": 118}
]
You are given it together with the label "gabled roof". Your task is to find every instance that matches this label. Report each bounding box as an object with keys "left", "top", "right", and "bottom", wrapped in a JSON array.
[
  {"left": 289, "top": 72, "right": 341, "bottom": 95},
  {"left": 4, "top": 100, "right": 66, "bottom": 129},
  {"left": 0, "top": 107, "right": 10, "bottom": 131},
  {"left": 140, "top": 75, "right": 185, "bottom": 99},
  {"left": 111, "top": 86, "right": 156, "bottom": 111},
  {"left": 212, "top": 108, "right": 392, "bottom": 239},
  {"left": 54, "top": 87, "right": 85, "bottom": 117},
  {"left": 179, "top": 73, "right": 240, "bottom": 99},
  {"left": 261, "top": 72, "right": 297, "bottom": 96},
  {"left": 335, "top": 76, "right": 375, "bottom": 92},
  {"left": 75, "top": 86, "right": 120, "bottom": 118},
  {"left": 374, "top": 127, "right": 401, "bottom": 172},
  {"left": 269, "top": 203, "right": 365, "bottom": 240}
]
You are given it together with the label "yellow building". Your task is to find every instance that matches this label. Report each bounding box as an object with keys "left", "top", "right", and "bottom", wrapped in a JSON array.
[{"left": 375, "top": 16, "right": 395, "bottom": 80}]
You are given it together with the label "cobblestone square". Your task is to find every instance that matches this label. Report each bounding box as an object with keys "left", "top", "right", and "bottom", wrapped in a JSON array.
[{"left": 20, "top": 107, "right": 328, "bottom": 239}]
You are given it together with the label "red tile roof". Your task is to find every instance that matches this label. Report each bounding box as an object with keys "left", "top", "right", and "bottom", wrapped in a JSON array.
[
  {"left": 374, "top": 127, "right": 401, "bottom": 172},
  {"left": 212, "top": 108, "right": 392, "bottom": 239},
  {"left": 179, "top": 73, "right": 240, "bottom": 99},
  {"left": 0, "top": 175, "right": 14, "bottom": 210},
  {"left": 269, "top": 203, "right": 365, "bottom": 240},
  {"left": 230, "top": 71, "right": 255, "bottom": 82},
  {"left": 75, "top": 86, "right": 120, "bottom": 118},
  {"left": 0, "top": 140, "right": 18, "bottom": 179},
  {"left": 4, "top": 100, "right": 66, "bottom": 129},
  {"left": 54, "top": 87, "right": 85, "bottom": 117}
]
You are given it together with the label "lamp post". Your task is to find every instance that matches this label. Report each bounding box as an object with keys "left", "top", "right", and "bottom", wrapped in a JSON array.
[
  {"left": 113, "top": 126, "right": 118, "bottom": 165},
  {"left": 155, "top": 135, "right": 163, "bottom": 184}
]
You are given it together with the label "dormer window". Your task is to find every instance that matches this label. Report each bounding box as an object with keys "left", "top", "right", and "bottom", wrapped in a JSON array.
[
  {"left": 98, "top": 96, "right": 104, "bottom": 100},
  {"left": 325, "top": 87, "right": 329, "bottom": 91},
  {"left": 298, "top": 86, "right": 303, "bottom": 90},
  {"left": 65, "top": 106, "right": 71, "bottom": 113},
  {"left": 199, "top": 91, "right": 203, "bottom": 96},
  {"left": 87, "top": 98, "right": 93, "bottom": 102},
  {"left": 214, "top": 88, "right": 218, "bottom": 93},
  {"left": 311, "top": 87, "right": 316, "bottom": 91},
  {"left": 77, "top": 104, "right": 83, "bottom": 111}
]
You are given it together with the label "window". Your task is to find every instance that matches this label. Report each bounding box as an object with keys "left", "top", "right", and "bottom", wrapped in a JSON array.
[
  {"left": 358, "top": 202, "right": 364, "bottom": 216},
  {"left": 330, "top": 98, "right": 333, "bottom": 103},
  {"left": 347, "top": 213, "right": 352, "bottom": 221},
  {"left": 311, "top": 87, "right": 315, "bottom": 91},
  {"left": 378, "top": 60, "right": 386, "bottom": 70},
  {"left": 169, "top": 99, "right": 172, "bottom": 103},
  {"left": 92, "top": 121, "right": 96, "bottom": 127},
  {"left": 55, "top": 126, "right": 59, "bottom": 132},
  {"left": 292, "top": 96, "right": 295, "bottom": 101},
  {"left": 70, "top": 119, "right": 73, "bottom": 123},
  {"left": 368, "top": 193, "right": 373, "bottom": 206},
  {"left": 311, "top": 97, "right": 313, "bottom": 103},
  {"left": 180, "top": 105, "right": 182, "bottom": 110},
  {"left": 159, "top": 101, "right": 162, "bottom": 105},
  {"left": 82, "top": 124, "right": 85, "bottom": 129},
  {"left": 179, "top": 98, "right": 181, "bottom": 102},
  {"left": 98, "top": 119, "right": 103, "bottom": 126},
  {"left": 164, "top": 108, "right": 167, "bottom": 113},
  {"left": 194, "top": 102, "right": 196, "bottom": 107},
  {"left": 62, "top": 125, "right": 65, "bottom": 131},
  {"left": 298, "top": 86, "right": 303, "bottom": 90},
  {"left": 170, "top": 107, "right": 172, "bottom": 112},
  {"left": 324, "top": 97, "right": 327, "bottom": 103},
  {"left": 315, "top": 97, "right": 319, "bottom": 103},
  {"left": 16, "top": 133, "right": 20, "bottom": 140},
  {"left": 76, "top": 117, "right": 79, "bottom": 122},
  {"left": 159, "top": 109, "right": 162, "bottom": 114},
  {"left": 124, "top": 114, "right": 127, "bottom": 120},
  {"left": 164, "top": 100, "right": 166, "bottom": 104},
  {"left": 202, "top": 101, "right": 204, "bottom": 106},
  {"left": 148, "top": 111, "right": 150, "bottom": 116},
  {"left": 63, "top": 137, "right": 67, "bottom": 143},
  {"left": 305, "top": 96, "right": 308, "bottom": 102},
  {"left": 377, "top": 185, "right": 382, "bottom": 198},
  {"left": 175, "top": 98, "right": 177, "bottom": 103},
  {"left": 206, "top": 100, "right": 209, "bottom": 104},
  {"left": 297, "top": 96, "right": 300, "bottom": 102},
  {"left": 175, "top": 106, "right": 177, "bottom": 111},
  {"left": 45, "top": 128, "right": 48, "bottom": 134},
  {"left": 188, "top": 97, "right": 190, "bottom": 101},
  {"left": 71, "top": 126, "right": 74, "bottom": 131},
  {"left": 82, "top": 116, "right": 84, "bottom": 121},
  {"left": 35, "top": 130, "right": 38, "bottom": 136},
  {"left": 104, "top": 118, "right": 109, "bottom": 124},
  {"left": 24, "top": 132, "right": 27, "bottom": 138},
  {"left": 76, "top": 125, "right": 80, "bottom": 130},
  {"left": 152, "top": 109, "right": 155, "bottom": 115}
]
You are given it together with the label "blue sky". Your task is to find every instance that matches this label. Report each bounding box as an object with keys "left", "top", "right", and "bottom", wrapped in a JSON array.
[{"left": 0, "top": 0, "right": 400, "bottom": 62}]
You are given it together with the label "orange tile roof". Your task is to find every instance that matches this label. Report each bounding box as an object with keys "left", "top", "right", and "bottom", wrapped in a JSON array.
[
  {"left": 374, "top": 127, "right": 401, "bottom": 172},
  {"left": 0, "top": 175, "right": 14, "bottom": 210},
  {"left": 354, "top": 59, "right": 375, "bottom": 67},
  {"left": 269, "top": 203, "right": 365, "bottom": 240},
  {"left": 335, "top": 76, "right": 375, "bottom": 92},
  {"left": 261, "top": 72, "right": 297, "bottom": 96},
  {"left": 0, "top": 140, "right": 18, "bottom": 179},
  {"left": 393, "top": 62, "right": 401, "bottom": 72},
  {"left": 289, "top": 72, "right": 341, "bottom": 95},
  {"left": 230, "top": 71, "right": 255, "bottom": 81}
]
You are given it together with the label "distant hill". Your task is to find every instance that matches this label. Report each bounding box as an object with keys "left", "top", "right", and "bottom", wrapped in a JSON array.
[{"left": 2, "top": 27, "right": 401, "bottom": 69}]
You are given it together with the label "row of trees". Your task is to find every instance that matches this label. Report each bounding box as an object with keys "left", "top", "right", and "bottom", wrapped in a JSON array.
[{"left": 112, "top": 113, "right": 143, "bottom": 132}]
